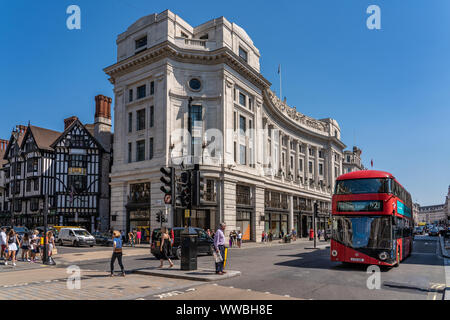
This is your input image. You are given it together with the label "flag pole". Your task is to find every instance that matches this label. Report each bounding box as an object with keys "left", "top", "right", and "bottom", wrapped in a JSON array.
[{"left": 279, "top": 64, "right": 283, "bottom": 101}]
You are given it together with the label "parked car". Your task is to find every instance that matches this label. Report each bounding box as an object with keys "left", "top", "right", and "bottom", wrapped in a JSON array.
[
  {"left": 57, "top": 228, "right": 95, "bottom": 247},
  {"left": 151, "top": 227, "right": 214, "bottom": 260},
  {"left": 428, "top": 227, "right": 440, "bottom": 237},
  {"left": 92, "top": 232, "right": 113, "bottom": 246}
]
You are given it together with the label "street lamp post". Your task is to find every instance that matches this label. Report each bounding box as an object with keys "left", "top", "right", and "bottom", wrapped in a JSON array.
[{"left": 42, "top": 193, "right": 55, "bottom": 265}]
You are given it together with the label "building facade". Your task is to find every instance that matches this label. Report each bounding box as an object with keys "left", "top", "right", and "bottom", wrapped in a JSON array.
[
  {"left": 0, "top": 96, "right": 112, "bottom": 231},
  {"left": 105, "top": 10, "right": 346, "bottom": 241},
  {"left": 0, "top": 139, "right": 8, "bottom": 214},
  {"left": 342, "top": 146, "right": 365, "bottom": 174},
  {"left": 417, "top": 186, "right": 450, "bottom": 225}
]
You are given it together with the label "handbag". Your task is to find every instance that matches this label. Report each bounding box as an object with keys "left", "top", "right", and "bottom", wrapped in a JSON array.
[
  {"left": 52, "top": 247, "right": 58, "bottom": 255},
  {"left": 213, "top": 250, "right": 223, "bottom": 263}
]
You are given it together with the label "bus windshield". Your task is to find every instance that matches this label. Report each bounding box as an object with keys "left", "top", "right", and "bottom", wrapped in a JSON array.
[
  {"left": 335, "top": 178, "right": 390, "bottom": 195},
  {"left": 332, "top": 216, "right": 391, "bottom": 249}
]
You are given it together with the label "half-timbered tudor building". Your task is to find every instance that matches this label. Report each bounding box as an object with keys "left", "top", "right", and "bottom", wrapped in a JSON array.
[
  {"left": 0, "top": 96, "right": 112, "bottom": 231},
  {"left": 51, "top": 117, "right": 106, "bottom": 230}
]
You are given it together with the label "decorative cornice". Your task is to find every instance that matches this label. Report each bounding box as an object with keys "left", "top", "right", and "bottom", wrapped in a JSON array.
[
  {"left": 264, "top": 89, "right": 328, "bottom": 134},
  {"left": 104, "top": 41, "right": 271, "bottom": 90}
]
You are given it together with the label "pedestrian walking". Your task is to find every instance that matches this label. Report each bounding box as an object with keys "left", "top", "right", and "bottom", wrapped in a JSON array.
[
  {"left": 128, "top": 231, "right": 134, "bottom": 247},
  {"left": 237, "top": 230, "right": 242, "bottom": 248},
  {"left": 317, "top": 229, "right": 322, "bottom": 241},
  {"left": 20, "top": 233, "right": 31, "bottom": 262},
  {"left": 158, "top": 227, "right": 174, "bottom": 268},
  {"left": 136, "top": 229, "right": 142, "bottom": 245},
  {"left": 229, "top": 231, "right": 233, "bottom": 248},
  {"left": 214, "top": 222, "right": 227, "bottom": 275},
  {"left": 110, "top": 231, "right": 125, "bottom": 277},
  {"left": 5, "top": 229, "right": 19, "bottom": 266},
  {"left": 30, "top": 230, "right": 39, "bottom": 263},
  {"left": 120, "top": 230, "right": 125, "bottom": 243},
  {"left": 261, "top": 231, "right": 265, "bottom": 243},
  {"left": 0, "top": 227, "right": 7, "bottom": 259}
]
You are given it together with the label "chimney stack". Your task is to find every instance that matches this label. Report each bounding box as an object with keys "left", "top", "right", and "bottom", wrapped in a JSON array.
[
  {"left": 0, "top": 139, "right": 8, "bottom": 151},
  {"left": 94, "top": 95, "right": 112, "bottom": 152},
  {"left": 16, "top": 125, "right": 27, "bottom": 135},
  {"left": 95, "top": 95, "right": 112, "bottom": 121},
  {"left": 64, "top": 116, "right": 78, "bottom": 130}
]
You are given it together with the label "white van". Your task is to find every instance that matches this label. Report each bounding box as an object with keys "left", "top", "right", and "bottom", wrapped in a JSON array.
[{"left": 57, "top": 228, "right": 95, "bottom": 247}]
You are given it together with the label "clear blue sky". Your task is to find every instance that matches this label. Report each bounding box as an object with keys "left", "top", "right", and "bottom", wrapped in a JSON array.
[{"left": 0, "top": 0, "right": 449, "bottom": 206}]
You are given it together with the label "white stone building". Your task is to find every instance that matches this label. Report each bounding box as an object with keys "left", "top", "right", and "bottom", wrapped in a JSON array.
[
  {"left": 417, "top": 186, "right": 450, "bottom": 225},
  {"left": 105, "top": 10, "right": 346, "bottom": 241},
  {"left": 342, "top": 146, "right": 365, "bottom": 174}
]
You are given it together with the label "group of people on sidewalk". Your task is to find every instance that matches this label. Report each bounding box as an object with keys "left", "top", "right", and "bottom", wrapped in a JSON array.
[
  {"left": 0, "top": 227, "right": 56, "bottom": 267},
  {"left": 228, "top": 230, "right": 242, "bottom": 248},
  {"left": 110, "top": 229, "right": 146, "bottom": 247}
]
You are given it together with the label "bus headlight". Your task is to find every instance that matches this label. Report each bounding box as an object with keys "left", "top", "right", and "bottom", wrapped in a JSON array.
[
  {"left": 378, "top": 252, "right": 388, "bottom": 261},
  {"left": 331, "top": 250, "right": 338, "bottom": 257}
]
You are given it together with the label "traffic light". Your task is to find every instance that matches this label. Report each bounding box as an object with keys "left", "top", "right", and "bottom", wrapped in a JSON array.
[
  {"left": 156, "top": 211, "right": 161, "bottom": 223},
  {"left": 314, "top": 202, "right": 319, "bottom": 216},
  {"left": 160, "top": 167, "right": 175, "bottom": 206},
  {"left": 180, "top": 171, "right": 191, "bottom": 208},
  {"left": 192, "top": 170, "right": 205, "bottom": 207}
]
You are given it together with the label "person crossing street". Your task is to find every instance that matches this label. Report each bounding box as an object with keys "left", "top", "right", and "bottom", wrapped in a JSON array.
[
  {"left": 214, "top": 222, "right": 227, "bottom": 275},
  {"left": 110, "top": 230, "right": 125, "bottom": 277}
]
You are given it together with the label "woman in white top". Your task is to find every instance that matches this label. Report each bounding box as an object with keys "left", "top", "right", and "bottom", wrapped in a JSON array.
[
  {"left": 47, "top": 231, "right": 55, "bottom": 259},
  {"left": 5, "top": 229, "right": 20, "bottom": 266}
]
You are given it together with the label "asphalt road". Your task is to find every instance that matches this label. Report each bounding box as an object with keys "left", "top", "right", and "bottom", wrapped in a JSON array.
[
  {"left": 53, "top": 235, "right": 447, "bottom": 300},
  {"left": 218, "top": 235, "right": 446, "bottom": 300}
]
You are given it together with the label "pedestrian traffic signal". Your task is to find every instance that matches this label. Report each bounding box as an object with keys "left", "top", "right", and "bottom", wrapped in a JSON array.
[
  {"left": 192, "top": 170, "right": 205, "bottom": 207},
  {"left": 160, "top": 167, "right": 175, "bottom": 206}
]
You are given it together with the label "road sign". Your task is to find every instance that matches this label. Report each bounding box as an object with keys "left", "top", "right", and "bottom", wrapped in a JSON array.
[
  {"left": 164, "top": 194, "right": 172, "bottom": 205},
  {"left": 184, "top": 209, "right": 190, "bottom": 218}
]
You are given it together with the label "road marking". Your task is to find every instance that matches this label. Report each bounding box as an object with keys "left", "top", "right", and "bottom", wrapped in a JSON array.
[
  {"left": 265, "top": 292, "right": 271, "bottom": 294},
  {"left": 284, "top": 295, "right": 290, "bottom": 297},
  {"left": 247, "top": 289, "right": 252, "bottom": 291}
]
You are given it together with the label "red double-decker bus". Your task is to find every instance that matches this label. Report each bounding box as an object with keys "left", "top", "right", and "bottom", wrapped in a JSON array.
[{"left": 330, "top": 170, "right": 413, "bottom": 267}]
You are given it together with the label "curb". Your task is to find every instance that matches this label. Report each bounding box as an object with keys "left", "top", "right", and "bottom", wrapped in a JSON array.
[
  {"left": 439, "top": 235, "right": 450, "bottom": 258},
  {"left": 133, "top": 268, "right": 241, "bottom": 282}
]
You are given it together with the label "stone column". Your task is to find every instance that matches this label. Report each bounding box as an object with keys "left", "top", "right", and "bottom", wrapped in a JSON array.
[
  {"left": 305, "top": 143, "right": 310, "bottom": 187},
  {"left": 315, "top": 146, "right": 319, "bottom": 185},
  {"left": 288, "top": 194, "right": 294, "bottom": 232},
  {"left": 110, "top": 182, "right": 128, "bottom": 232},
  {"left": 223, "top": 179, "right": 237, "bottom": 243},
  {"left": 254, "top": 186, "right": 265, "bottom": 242}
]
